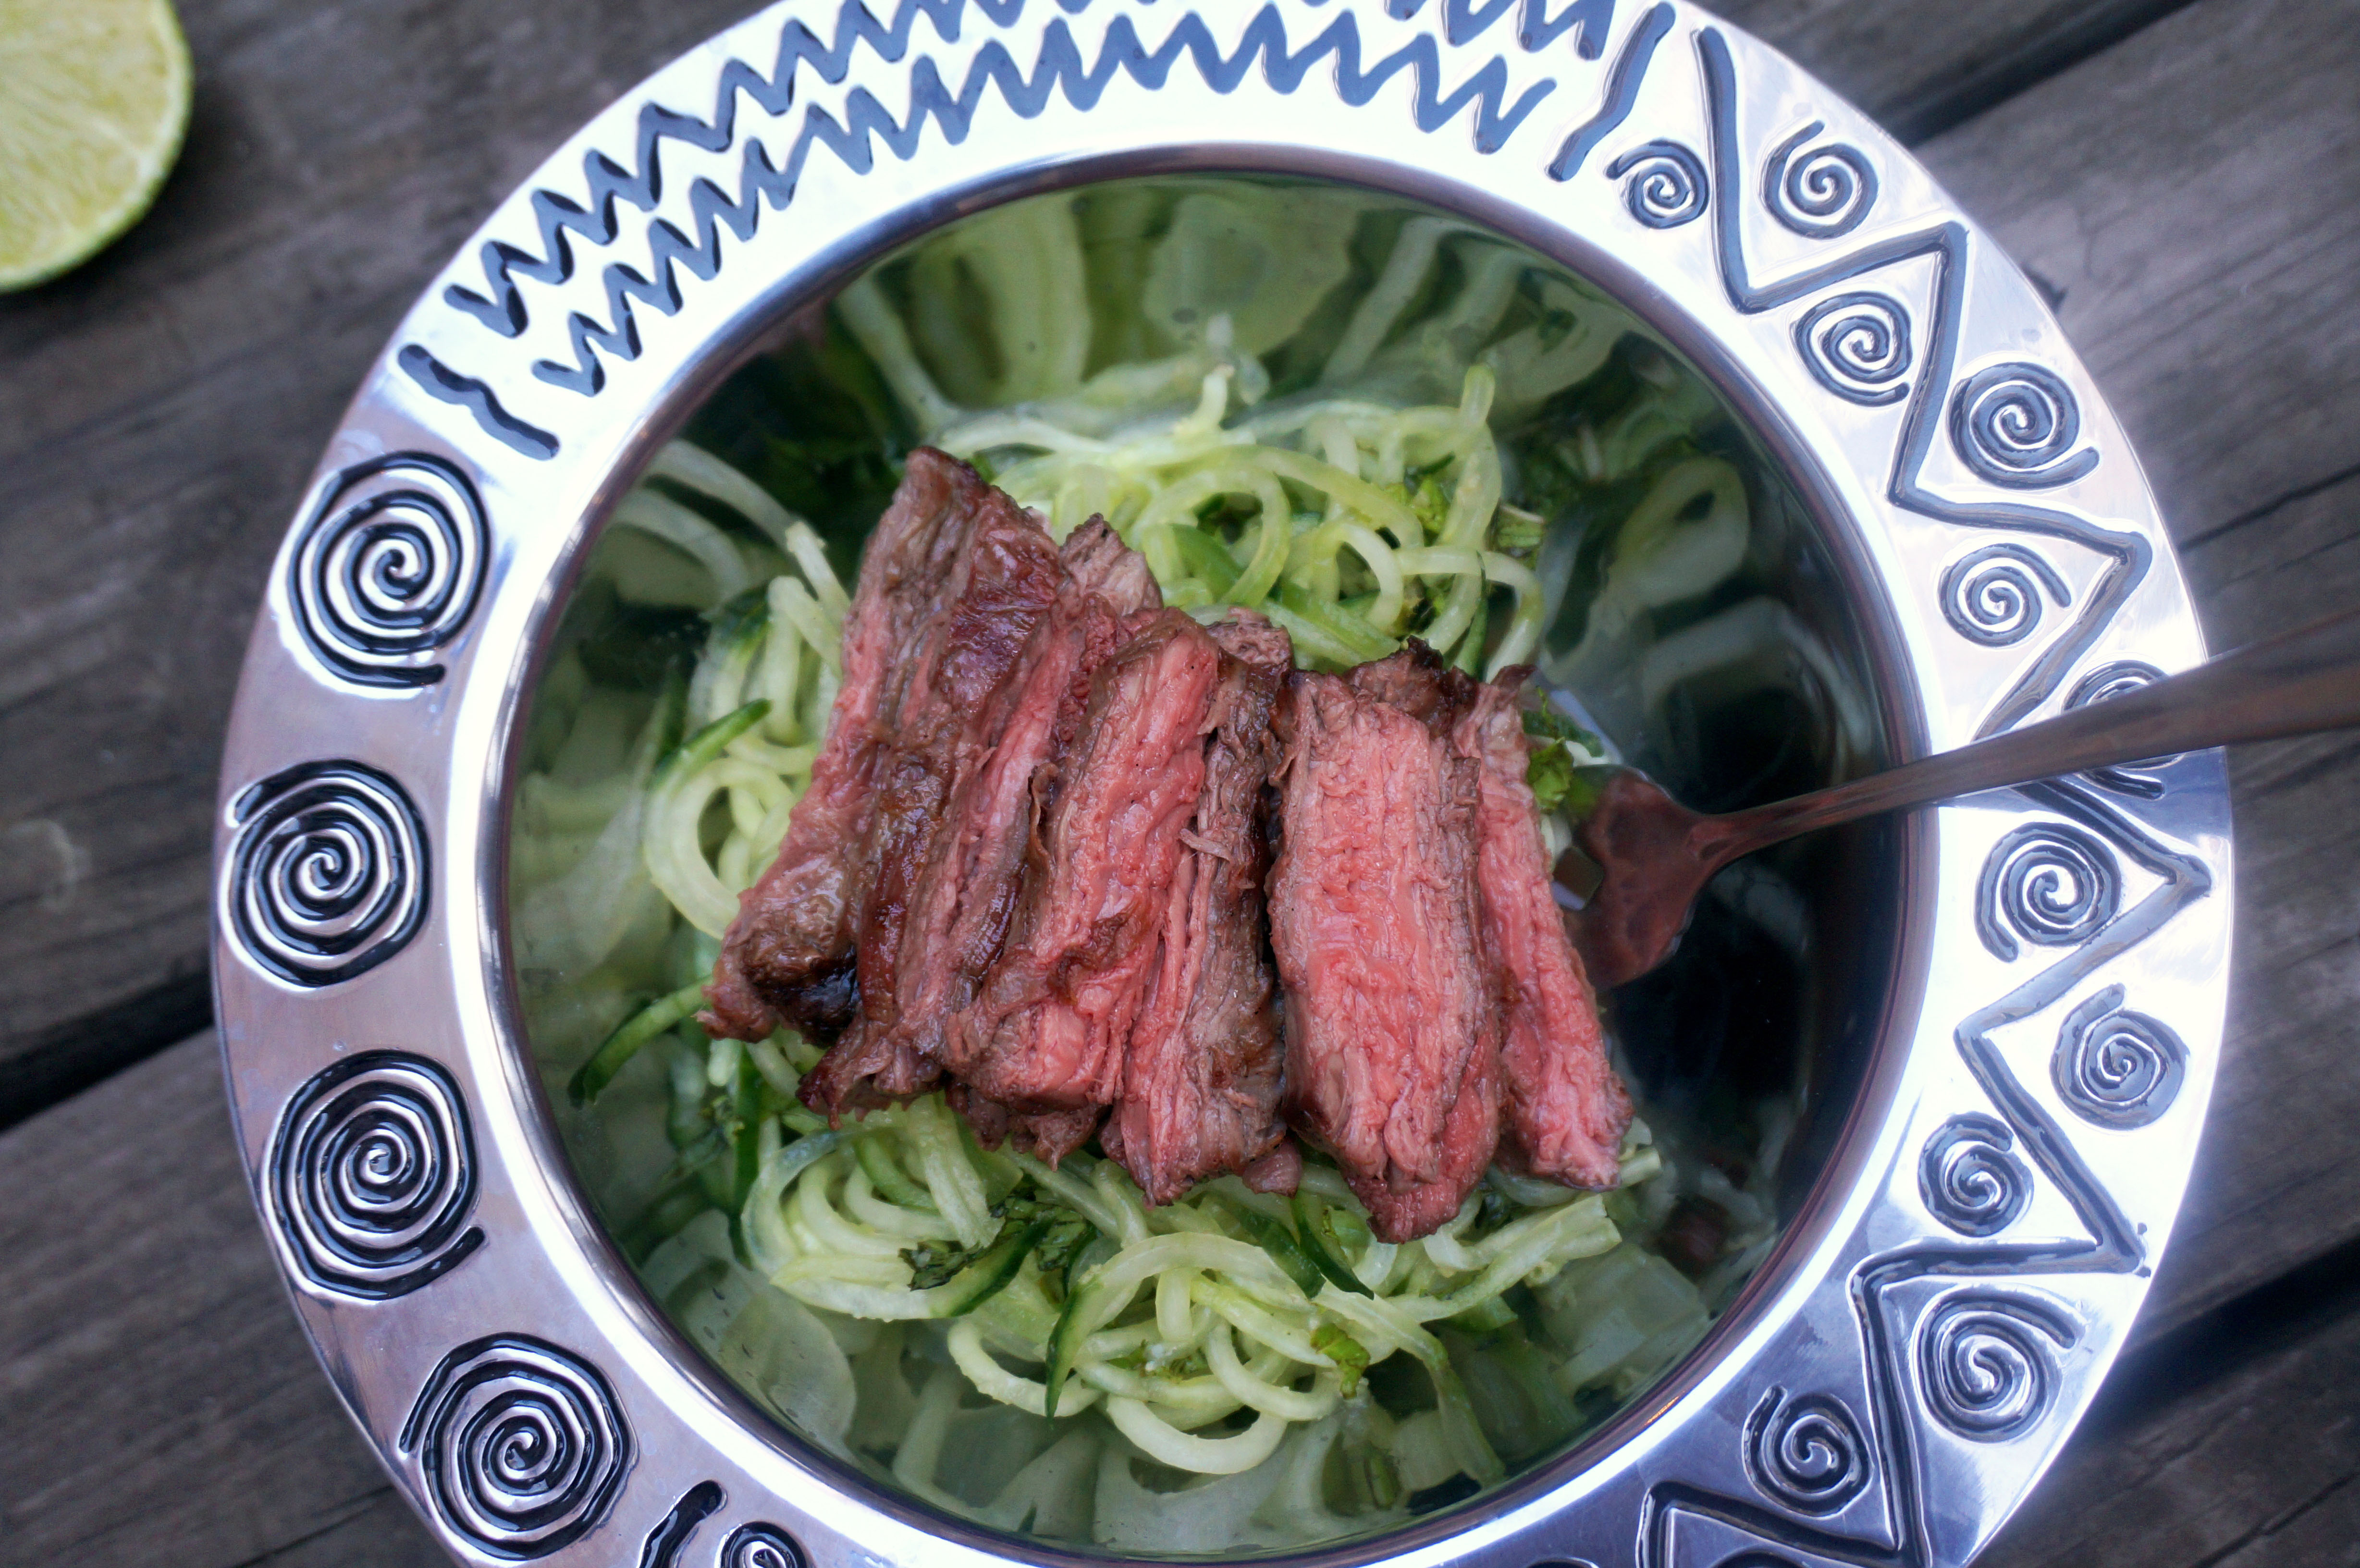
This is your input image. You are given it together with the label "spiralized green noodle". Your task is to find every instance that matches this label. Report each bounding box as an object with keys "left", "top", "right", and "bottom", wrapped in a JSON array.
[
  {"left": 539, "top": 431, "right": 1687, "bottom": 1500},
  {"left": 517, "top": 185, "right": 1813, "bottom": 1551}
]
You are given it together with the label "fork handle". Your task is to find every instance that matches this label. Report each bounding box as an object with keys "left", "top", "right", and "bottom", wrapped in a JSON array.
[{"left": 1707, "top": 602, "right": 2360, "bottom": 858}]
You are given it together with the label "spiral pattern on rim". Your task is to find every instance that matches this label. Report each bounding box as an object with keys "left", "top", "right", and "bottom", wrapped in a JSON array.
[
  {"left": 2067, "top": 661, "right": 2176, "bottom": 797},
  {"left": 1765, "top": 122, "right": 1877, "bottom": 239},
  {"left": 289, "top": 454, "right": 488, "bottom": 688},
  {"left": 1918, "top": 1113, "right": 2031, "bottom": 1238},
  {"left": 1949, "top": 362, "right": 2099, "bottom": 489},
  {"left": 1918, "top": 1294, "right": 2075, "bottom": 1442},
  {"left": 268, "top": 1051, "right": 481, "bottom": 1298},
  {"left": 1974, "top": 820, "right": 2120, "bottom": 963},
  {"left": 1940, "top": 542, "right": 2070, "bottom": 649},
  {"left": 2053, "top": 983, "right": 2188, "bottom": 1129},
  {"left": 1795, "top": 292, "right": 1912, "bottom": 404},
  {"left": 1606, "top": 139, "right": 1708, "bottom": 228},
  {"left": 723, "top": 1524, "right": 809, "bottom": 1568},
  {"left": 399, "top": 1335, "right": 630, "bottom": 1560},
  {"left": 1744, "top": 1386, "right": 1872, "bottom": 1516},
  {"left": 223, "top": 761, "right": 428, "bottom": 986}
]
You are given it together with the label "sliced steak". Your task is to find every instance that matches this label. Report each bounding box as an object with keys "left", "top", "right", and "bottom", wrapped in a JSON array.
[
  {"left": 704, "top": 448, "right": 989, "bottom": 1042},
  {"left": 1344, "top": 638, "right": 1477, "bottom": 729},
  {"left": 1458, "top": 675, "right": 1631, "bottom": 1188},
  {"left": 1346, "top": 643, "right": 1629, "bottom": 1188},
  {"left": 1269, "top": 668, "right": 1500, "bottom": 1241},
  {"left": 1061, "top": 515, "right": 1161, "bottom": 610},
  {"left": 1108, "top": 611, "right": 1294, "bottom": 1206},
  {"left": 947, "top": 611, "right": 1223, "bottom": 1115},
  {"left": 948, "top": 1085, "right": 1106, "bottom": 1166},
  {"left": 1239, "top": 1139, "right": 1303, "bottom": 1196},
  {"left": 797, "top": 471, "right": 1067, "bottom": 1110},
  {"left": 819, "top": 522, "right": 1162, "bottom": 1111}
]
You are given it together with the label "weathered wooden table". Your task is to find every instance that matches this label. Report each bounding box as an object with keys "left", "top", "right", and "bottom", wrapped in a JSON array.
[{"left": 3, "top": 1, "right": 2354, "bottom": 1563}]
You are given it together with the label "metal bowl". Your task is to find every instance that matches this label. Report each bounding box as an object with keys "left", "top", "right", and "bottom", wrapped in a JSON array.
[{"left": 211, "top": 3, "right": 2232, "bottom": 1565}]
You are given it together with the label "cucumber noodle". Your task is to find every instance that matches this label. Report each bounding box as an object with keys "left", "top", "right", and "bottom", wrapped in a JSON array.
[
  {"left": 527, "top": 430, "right": 1741, "bottom": 1540},
  {"left": 518, "top": 192, "right": 1794, "bottom": 1551},
  {"left": 842, "top": 281, "right": 1545, "bottom": 677}
]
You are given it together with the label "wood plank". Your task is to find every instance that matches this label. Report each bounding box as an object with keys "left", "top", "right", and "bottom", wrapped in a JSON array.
[
  {"left": 1916, "top": 0, "right": 2360, "bottom": 562},
  {"left": 0, "top": 1032, "right": 443, "bottom": 1567},
  {"left": 1913, "top": 0, "right": 2360, "bottom": 1343},
  {"left": 1710, "top": 0, "right": 2199, "bottom": 142},
  {"left": 0, "top": 0, "right": 777, "bottom": 1123},
  {"left": 1980, "top": 1255, "right": 2360, "bottom": 1568},
  {"left": 2153, "top": 472, "right": 2360, "bottom": 1339}
]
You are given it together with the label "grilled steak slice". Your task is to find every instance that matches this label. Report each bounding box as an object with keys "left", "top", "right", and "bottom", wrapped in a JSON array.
[
  {"left": 948, "top": 1085, "right": 1106, "bottom": 1166},
  {"left": 1344, "top": 638, "right": 1476, "bottom": 729},
  {"left": 1061, "top": 515, "right": 1161, "bottom": 611},
  {"left": 1350, "top": 643, "right": 1630, "bottom": 1188},
  {"left": 818, "top": 522, "right": 1163, "bottom": 1110},
  {"left": 1108, "top": 611, "right": 1293, "bottom": 1205},
  {"left": 797, "top": 473, "right": 1067, "bottom": 1110},
  {"left": 1458, "top": 676, "right": 1630, "bottom": 1188},
  {"left": 1239, "top": 1139, "right": 1303, "bottom": 1196},
  {"left": 948, "top": 611, "right": 1223, "bottom": 1114},
  {"left": 1270, "top": 669, "right": 1500, "bottom": 1241},
  {"left": 704, "top": 448, "right": 991, "bottom": 1042}
]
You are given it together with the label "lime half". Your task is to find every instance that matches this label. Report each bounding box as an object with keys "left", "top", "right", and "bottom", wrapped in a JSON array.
[{"left": 0, "top": 0, "right": 192, "bottom": 293}]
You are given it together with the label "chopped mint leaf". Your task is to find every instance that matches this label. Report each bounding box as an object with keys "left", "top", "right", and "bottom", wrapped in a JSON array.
[
  {"left": 1034, "top": 1210, "right": 1096, "bottom": 1279},
  {"left": 1528, "top": 743, "right": 1576, "bottom": 814},
  {"left": 1312, "top": 1322, "right": 1370, "bottom": 1396},
  {"left": 1523, "top": 704, "right": 1602, "bottom": 754},
  {"left": 902, "top": 1239, "right": 976, "bottom": 1291}
]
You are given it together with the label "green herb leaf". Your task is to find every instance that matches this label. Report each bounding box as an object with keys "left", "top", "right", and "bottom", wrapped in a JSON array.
[
  {"left": 1291, "top": 1195, "right": 1375, "bottom": 1296},
  {"left": 909, "top": 1184, "right": 1096, "bottom": 1292},
  {"left": 1220, "top": 1196, "right": 1329, "bottom": 1298},
  {"left": 1523, "top": 704, "right": 1603, "bottom": 753},
  {"left": 901, "top": 1239, "right": 974, "bottom": 1291},
  {"left": 1034, "top": 1211, "right": 1096, "bottom": 1280},
  {"left": 1527, "top": 743, "right": 1576, "bottom": 814},
  {"left": 1494, "top": 513, "right": 1545, "bottom": 552},
  {"left": 1312, "top": 1322, "right": 1371, "bottom": 1396}
]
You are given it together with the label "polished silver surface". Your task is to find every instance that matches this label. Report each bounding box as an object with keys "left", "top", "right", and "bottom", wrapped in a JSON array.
[{"left": 212, "top": 2, "right": 2233, "bottom": 1565}]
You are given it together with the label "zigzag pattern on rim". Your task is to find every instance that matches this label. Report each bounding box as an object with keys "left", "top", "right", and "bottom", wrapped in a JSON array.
[
  {"left": 1640, "top": 776, "right": 2211, "bottom": 1568},
  {"left": 1610, "top": 31, "right": 2206, "bottom": 1563},
  {"left": 1692, "top": 28, "right": 2149, "bottom": 739},
  {"left": 431, "top": 0, "right": 1592, "bottom": 409}
]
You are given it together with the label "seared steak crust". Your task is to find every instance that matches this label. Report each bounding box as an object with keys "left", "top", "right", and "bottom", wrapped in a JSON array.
[
  {"left": 704, "top": 448, "right": 997, "bottom": 1042},
  {"left": 947, "top": 611, "right": 1222, "bottom": 1116},
  {"left": 824, "top": 523, "right": 1162, "bottom": 1116},
  {"left": 799, "top": 478, "right": 1067, "bottom": 1108},
  {"left": 1269, "top": 667, "right": 1501, "bottom": 1242},
  {"left": 1106, "top": 611, "right": 1293, "bottom": 1204},
  {"left": 1459, "top": 675, "right": 1631, "bottom": 1188}
]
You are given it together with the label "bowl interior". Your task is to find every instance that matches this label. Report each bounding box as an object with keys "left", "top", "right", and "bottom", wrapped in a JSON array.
[{"left": 505, "top": 172, "right": 1907, "bottom": 1558}]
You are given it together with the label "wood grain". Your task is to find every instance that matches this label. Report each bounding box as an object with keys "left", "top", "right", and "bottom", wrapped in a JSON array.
[
  {"left": 1982, "top": 1247, "right": 2360, "bottom": 1568},
  {"left": 0, "top": 0, "right": 770, "bottom": 1123},
  {"left": 0, "top": 1033, "right": 442, "bottom": 1568},
  {"left": 1711, "top": 0, "right": 2201, "bottom": 142},
  {"left": 1916, "top": 0, "right": 2360, "bottom": 1343}
]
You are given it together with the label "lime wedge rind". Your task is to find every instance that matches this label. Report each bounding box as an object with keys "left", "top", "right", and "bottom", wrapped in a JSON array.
[{"left": 0, "top": 0, "right": 194, "bottom": 293}]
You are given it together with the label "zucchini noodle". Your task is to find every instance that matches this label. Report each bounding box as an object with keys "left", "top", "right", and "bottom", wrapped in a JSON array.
[
  {"left": 514, "top": 183, "right": 1806, "bottom": 1553},
  {"left": 836, "top": 197, "right": 1614, "bottom": 682},
  {"left": 533, "top": 404, "right": 1708, "bottom": 1494}
]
